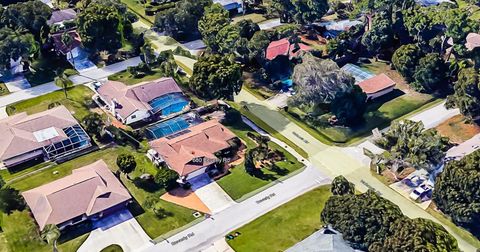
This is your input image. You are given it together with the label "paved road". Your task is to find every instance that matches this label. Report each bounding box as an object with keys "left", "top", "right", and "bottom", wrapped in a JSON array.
[
  {"left": 0, "top": 57, "right": 141, "bottom": 108},
  {"left": 140, "top": 166, "right": 330, "bottom": 252},
  {"left": 234, "top": 89, "right": 478, "bottom": 252},
  {"left": 409, "top": 101, "right": 460, "bottom": 129}
]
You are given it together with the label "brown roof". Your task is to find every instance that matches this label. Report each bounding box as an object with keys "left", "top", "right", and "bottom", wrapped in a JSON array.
[
  {"left": 149, "top": 120, "right": 237, "bottom": 176},
  {"left": 97, "top": 78, "right": 183, "bottom": 119},
  {"left": 0, "top": 106, "right": 79, "bottom": 161},
  {"left": 22, "top": 160, "right": 131, "bottom": 231},
  {"left": 357, "top": 73, "right": 396, "bottom": 94},
  {"left": 51, "top": 30, "right": 82, "bottom": 55}
]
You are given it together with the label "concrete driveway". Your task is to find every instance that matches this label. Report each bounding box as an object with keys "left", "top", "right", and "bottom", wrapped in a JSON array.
[
  {"left": 3, "top": 75, "right": 31, "bottom": 92},
  {"left": 78, "top": 209, "right": 152, "bottom": 252},
  {"left": 409, "top": 101, "right": 459, "bottom": 129},
  {"left": 189, "top": 174, "right": 235, "bottom": 214}
]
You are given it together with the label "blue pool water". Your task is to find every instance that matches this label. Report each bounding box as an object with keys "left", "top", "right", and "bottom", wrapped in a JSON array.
[
  {"left": 281, "top": 79, "right": 293, "bottom": 91},
  {"left": 149, "top": 93, "right": 189, "bottom": 116},
  {"left": 145, "top": 115, "right": 200, "bottom": 140}
]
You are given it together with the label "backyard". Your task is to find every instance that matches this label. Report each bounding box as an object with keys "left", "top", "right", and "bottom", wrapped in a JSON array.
[
  {"left": 217, "top": 119, "right": 304, "bottom": 201},
  {"left": 227, "top": 185, "right": 332, "bottom": 251},
  {"left": 1, "top": 146, "right": 197, "bottom": 251},
  {"left": 281, "top": 60, "right": 440, "bottom": 144},
  {"left": 6, "top": 85, "right": 94, "bottom": 121}
]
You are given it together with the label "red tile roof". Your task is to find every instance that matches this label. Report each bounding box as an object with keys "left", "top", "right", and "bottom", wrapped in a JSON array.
[
  {"left": 266, "top": 38, "right": 312, "bottom": 60},
  {"left": 22, "top": 160, "right": 131, "bottom": 231},
  {"left": 358, "top": 73, "right": 396, "bottom": 94},
  {"left": 149, "top": 120, "right": 237, "bottom": 176}
]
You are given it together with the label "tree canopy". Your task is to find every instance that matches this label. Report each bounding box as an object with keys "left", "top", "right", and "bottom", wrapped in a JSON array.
[
  {"left": 379, "top": 218, "right": 460, "bottom": 252},
  {"left": 446, "top": 68, "right": 480, "bottom": 120},
  {"left": 271, "top": 0, "right": 329, "bottom": 24},
  {"left": 198, "top": 3, "right": 230, "bottom": 51},
  {"left": 154, "top": 168, "right": 179, "bottom": 190},
  {"left": 361, "top": 11, "right": 393, "bottom": 56},
  {"left": 433, "top": 150, "right": 480, "bottom": 238},
  {"left": 322, "top": 178, "right": 460, "bottom": 251},
  {"left": 331, "top": 175, "right": 355, "bottom": 195},
  {"left": 412, "top": 53, "right": 448, "bottom": 92},
  {"left": 289, "top": 53, "right": 366, "bottom": 125},
  {"left": 0, "top": 27, "right": 37, "bottom": 73},
  {"left": 77, "top": 3, "right": 124, "bottom": 52},
  {"left": 189, "top": 54, "right": 242, "bottom": 100},
  {"left": 375, "top": 120, "right": 450, "bottom": 171},
  {"left": 0, "top": 0, "right": 52, "bottom": 38},
  {"left": 321, "top": 190, "right": 404, "bottom": 250},
  {"left": 154, "top": 0, "right": 212, "bottom": 40},
  {"left": 0, "top": 186, "right": 25, "bottom": 214},
  {"left": 116, "top": 153, "right": 137, "bottom": 175},
  {"left": 392, "top": 44, "right": 423, "bottom": 82}
]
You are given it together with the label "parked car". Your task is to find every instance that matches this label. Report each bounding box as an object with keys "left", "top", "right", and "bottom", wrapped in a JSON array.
[{"left": 409, "top": 183, "right": 433, "bottom": 202}]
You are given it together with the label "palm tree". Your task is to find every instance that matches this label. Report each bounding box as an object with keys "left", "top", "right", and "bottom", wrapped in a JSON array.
[
  {"left": 41, "top": 224, "right": 60, "bottom": 252},
  {"left": 61, "top": 32, "right": 75, "bottom": 68},
  {"left": 54, "top": 71, "right": 73, "bottom": 98}
]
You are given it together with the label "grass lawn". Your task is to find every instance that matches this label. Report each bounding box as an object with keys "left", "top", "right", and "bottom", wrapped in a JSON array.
[
  {"left": 6, "top": 85, "right": 94, "bottom": 122},
  {"left": 121, "top": 0, "right": 154, "bottom": 24},
  {"left": 6, "top": 146, "right": 196, "bottom": 241},
  {"left": 286, "top": 92, "right": 439, "bottom": 145},
  {"left": 217, "top": 120, "right": 304, "bottom": 200},
  {"left": 101, "top": 244, "right": 123, "bottom": 252},
  {"left": 426, "top": 207, "right": 480, "bottom": 249},
  {"left": 435, "top": 114, "right": 480, "bottom": 144},
  {"left": 108, "top": 69, "right": 168, "bottom": 85},
  {"left": 1, "top": 211, "right": 88, "bottom": 252},
  {"left": 232, "top": 14, "right": 267, "bottom": 24},
  {"left": 228, "top": 102, "right": 309, "bottom": 158},
  {"left": 227, "top": 185, "right": 332, "bottom": 251},
  {"left": 0, "top": 82, "right": 10, "bottom": 96}
]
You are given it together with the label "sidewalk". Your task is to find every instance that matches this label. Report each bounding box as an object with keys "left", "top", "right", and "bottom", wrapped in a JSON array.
[{"left": 0, "top": 57, "right": 141, "bottom": 108}]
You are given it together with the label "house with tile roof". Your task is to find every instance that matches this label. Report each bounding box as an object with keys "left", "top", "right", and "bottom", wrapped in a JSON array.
[
  {"left": 148, "top": 120, "right": 240, "bottom": 183},
  {"left": 266, "top": 38, "right": 312, "bottom": 61},
  {"left": 357, "top": 73, "right": 396, "bottom": 100},
  {"left": 22, "top": 160, "right": 132, "bottom": 231},
  {"left": 95, "top": 77, "right": 190, "bottom": 125},
  {"left": 0, "top": 105, "right": 91, "bottom": 168}
]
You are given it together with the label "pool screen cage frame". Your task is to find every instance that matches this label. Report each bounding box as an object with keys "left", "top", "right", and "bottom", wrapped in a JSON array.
[{"left": 43, "top": 124, "right": 91, "bottom": 159}]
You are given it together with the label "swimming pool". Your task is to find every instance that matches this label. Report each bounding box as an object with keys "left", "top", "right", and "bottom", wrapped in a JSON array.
[
  {"left": 149, "top": 93, "right": 189, "bottom": 116},
  {"left": 281, "top": 79, "right": 293, "bottom": 91},
  {"left": 145, "top": 114, "right": 200, "bottom": 140}
]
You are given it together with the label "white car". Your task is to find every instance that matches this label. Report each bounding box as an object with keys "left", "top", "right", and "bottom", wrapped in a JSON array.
[{"left": 409, "top": 184, "right": 433, "bottom": 202}]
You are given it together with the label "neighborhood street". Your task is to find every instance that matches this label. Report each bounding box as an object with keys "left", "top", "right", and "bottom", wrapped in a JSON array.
[
  {"left": 140, "top": 165, "right": 330, "bottom": 252},
  {"left": 0, "top": 57, "right": 141, "bottom": 109},
  {"left": 234, "top": 89, "right": 477, "bottom": 252}
]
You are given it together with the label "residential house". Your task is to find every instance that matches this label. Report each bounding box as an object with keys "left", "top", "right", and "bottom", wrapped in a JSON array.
[
  {"left": 213, "top": 0, "right": 243, "bottom": 14},
  {"left": 286, "top": 227, "right": 361, "bottom": 252},
  {"left": 95, "top": 77, "right": 190, "bottom": 125},
  {"left": 148, "top": 120, "right": 240, "bottom": 183},
  {"left": 47, "top": 8, "right": 77, "bottom": 26},
  {"left": 0, "top": 105, "right": 91, "bottom": 168},
  {"left": 22, "top": 160, "right": 132, "bottom": 231},
  {"left": 341, "top": 64, "right": 396, "bottom": 100},
  {"left": 50, "top": 29, "right": 97, "bottom": 72},
  {"left": 266, "top": 38, "right": 312, "bottom": 61},
  {"left": 357, "top": 74, "right": 396, "bottom": 100},
  {"left": 447, "top": 32, "right": 480, "bottom": 51}
]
